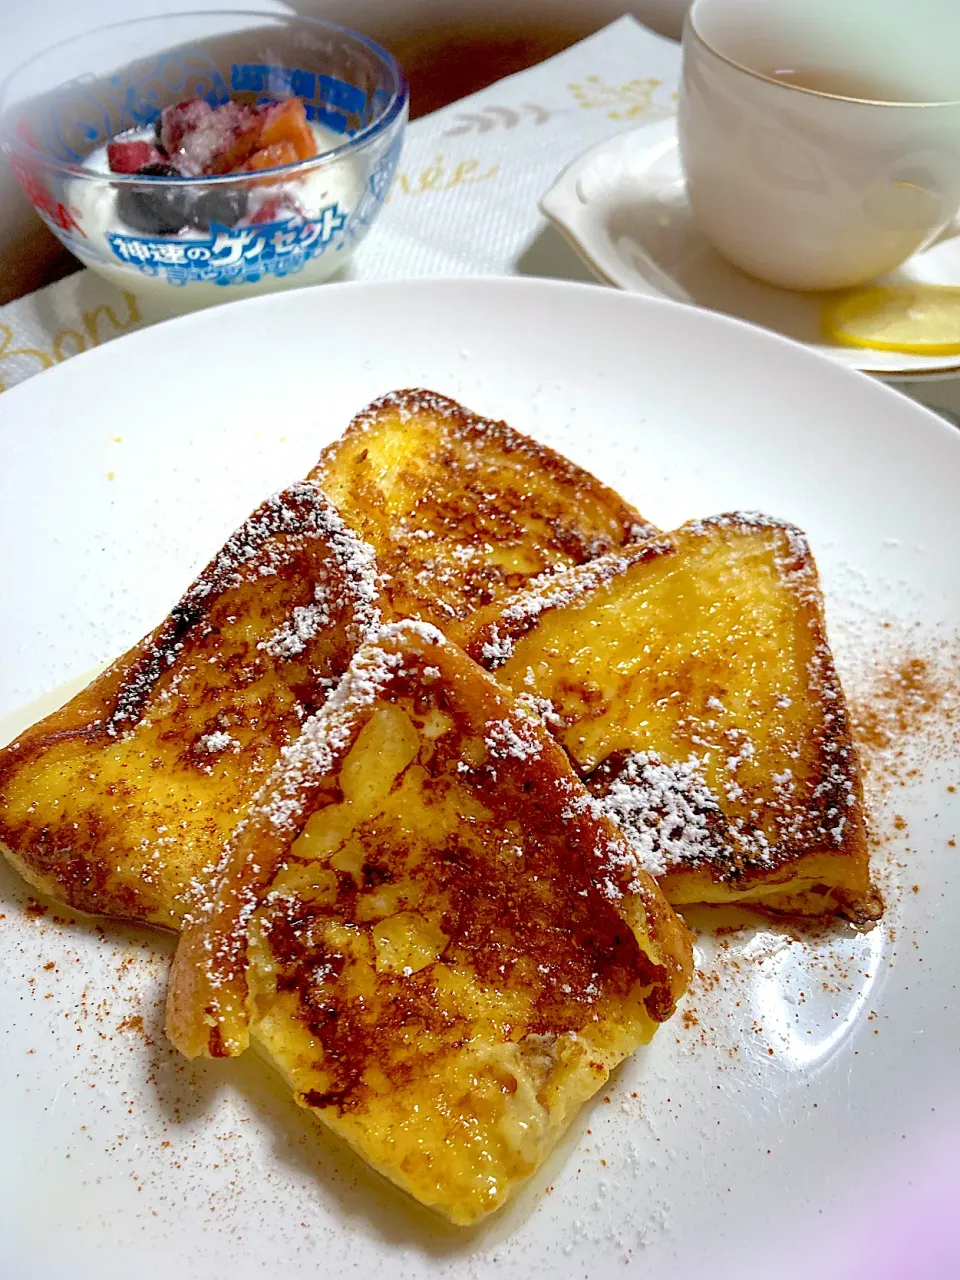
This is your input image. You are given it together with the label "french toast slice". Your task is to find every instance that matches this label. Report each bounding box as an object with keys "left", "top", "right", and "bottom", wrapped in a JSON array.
[
  {"left": 166, "top": 621, "right": 692, "bottom": 1224},
  {"left": 310, "top": 389, "right": 655, "bottom": 635},
  {"left": 461, "top": 513, "right": 877, "bottom": 920},
  {"left": 0, "top": 482, "right": 386, "bottom": 928}
]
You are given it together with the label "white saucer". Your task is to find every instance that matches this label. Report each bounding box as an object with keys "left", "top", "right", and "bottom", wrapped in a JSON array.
[{"left": 541, "top": 117, "right": 960, "bottom": 379}]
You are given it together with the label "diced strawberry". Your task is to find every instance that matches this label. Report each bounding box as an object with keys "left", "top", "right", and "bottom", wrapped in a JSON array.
[
  {"left": 107, "top": 140, "right": 165, "bottom": 174},
  {"left": 249, "top": 193, "right": 294, "bottom": 225},
  {"left": 258, "top": 99, "right": 317, "bottom": 162},
  {"left": 159, "top": 98, "right": 214, "bottom": 156},
  {"left": 151, "top": 95, "right": 315, "bottom": 178},
  {"left": 178, "top": 100, "right": 263, "bottom": 176}
]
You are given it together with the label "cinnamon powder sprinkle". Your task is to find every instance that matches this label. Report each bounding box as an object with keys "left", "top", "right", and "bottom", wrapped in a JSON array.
[
  {"left": 844, "top": 633, "right": 960, "bottom": 898},
  {"left": 851, "top": 655, "right": 954, "bottom": 762},
  {"left": 849, "top": 639, "right": 960, "bottom": 798}
]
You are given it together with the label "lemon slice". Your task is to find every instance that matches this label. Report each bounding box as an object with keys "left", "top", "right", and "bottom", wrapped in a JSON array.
[{"left": 822, "top": 285, "right": 960, "bottom": 355}]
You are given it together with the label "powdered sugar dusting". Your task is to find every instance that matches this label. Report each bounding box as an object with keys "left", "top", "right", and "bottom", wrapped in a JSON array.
[
  {"left": 589, "top": 752, "right": 723, "bottom": 878},
  {"left": 107, "top": 482, "right": 382, "bottom": 734},
  {"left": 376, "top": 618, "right": 446, "bottom": 647},
  {"left": 259, "top": 488, "right": 384, "bottom": 652},
  {"left": 480, "top": 627, "right": 514, "bottom": 667},
  {"left": 555, "top": 775, "right": 648, "bottom": 903},
  {"left": 258, "top": 584, "right": 332, "bottom": 658},
  {"left": 515, "top": 691, "right": 562, "bottom": 727},
  {"left": 255, "top": 621, "right": 446, "bottom": 835},
  {"left": 259, "top": 647, "right": 400, "bottom": 832},
  {"left": 196, "top": 731, "right": 239, "bottom": 755},
  {"left": 484, "top": 714, "right": 544, "bottom": 763}
]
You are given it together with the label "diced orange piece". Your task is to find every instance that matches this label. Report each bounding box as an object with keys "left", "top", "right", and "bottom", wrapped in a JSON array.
[
  {"left": 207, "top": 105, "right": 264, "bottom": 175},
  {"left": 259, "top": 98, "right": 317, "bottom": 162},
  {"left": 245, "top": 142, "right": 299, "bottom": 172}
]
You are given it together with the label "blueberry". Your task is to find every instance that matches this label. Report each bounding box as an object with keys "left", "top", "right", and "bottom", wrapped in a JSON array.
[
  {"left": 135, "top": 162, "right": 182, "bottom": 180},
  {"left": 188, "top": 185, "right": 249, "bottom": 231},
  {"left": 116, "top": 163, "right": 194, "bottom": 235},
  {"left": 116, "top": 163, "right": 250, "bottom": 236}
]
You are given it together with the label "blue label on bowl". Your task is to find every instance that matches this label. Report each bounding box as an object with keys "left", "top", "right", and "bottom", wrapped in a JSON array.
[
  {"left": 104, "top": 205, "right": 347, "bottom": 287},
  {"left": 28, "top": 52, "right": 373, "bottom": 162},
  {"left": 230, "top": 63, "right": 367, "bottom": 134},
  {"left": 37, "top": 51, "right": 232, "bottom": 163}
]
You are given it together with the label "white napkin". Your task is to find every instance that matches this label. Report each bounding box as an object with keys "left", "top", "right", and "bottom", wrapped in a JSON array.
[
  {"left": 348, "top": 17, "right": 680, "bottom": 281},
  {"left": 0, "top": 16, "right": 680, "bottom": 393}
]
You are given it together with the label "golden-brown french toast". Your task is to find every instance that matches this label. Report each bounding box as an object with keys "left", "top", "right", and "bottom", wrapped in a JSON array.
[
  {"left": 166, "top": 621, "right": 692, "bottom": 1224},
  {"left": 310, "top": 389, "right": 655, "bottom": 635},
  {"left": 0, "top": 482, "right": 386, "bottom": 928},
  {"left": 461, "top": 513, "right": 878, "bottom": 920}
]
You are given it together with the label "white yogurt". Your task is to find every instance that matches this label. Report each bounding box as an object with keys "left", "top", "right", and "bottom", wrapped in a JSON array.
[{"left": 68, "top": 122, "right": 364, "bottom": 317}]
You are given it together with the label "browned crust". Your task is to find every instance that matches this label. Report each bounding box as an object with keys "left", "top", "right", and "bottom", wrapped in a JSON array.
[
  {"left": 311, "top": 389, "right": 657, "bottom": 629},
  {"left": 313, "top": 388, "right": 653, "bottom": 534},
  {"left": 0, "top": 482, "right": 387, "bottom": 926},
  {"left": 2, "top": 483, "right": 342, "bottom": 755},
  {"left": 460, "top": 513, "right": 877, "bottom": 919},
  {"left": 166, "top": 622, "right": 693, "bottom": 1061}
]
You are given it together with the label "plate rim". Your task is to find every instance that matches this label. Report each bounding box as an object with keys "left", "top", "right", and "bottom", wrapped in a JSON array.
[{"left": 0, "top": 274, "right": 956, "bottom": 450}]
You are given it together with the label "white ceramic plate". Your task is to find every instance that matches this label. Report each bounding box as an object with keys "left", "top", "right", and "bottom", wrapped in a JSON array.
[
  {"left": 541, "top": 118, "right": 960, "bottom": 379},
  {"left": 1, "top": 278, "right": 958, "bottom": 1280}
]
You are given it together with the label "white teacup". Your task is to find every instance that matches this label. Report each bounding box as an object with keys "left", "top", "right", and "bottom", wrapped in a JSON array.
[{"left": 677, "top": 0, "right": 960, "bottom": 291}]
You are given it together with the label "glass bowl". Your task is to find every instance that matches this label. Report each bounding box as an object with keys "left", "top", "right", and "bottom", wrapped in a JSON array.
[{"left": 0, "top": 11, "right": 407, "bottom": 317}]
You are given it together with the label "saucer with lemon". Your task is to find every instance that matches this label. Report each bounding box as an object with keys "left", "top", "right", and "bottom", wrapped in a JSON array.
[{"left": 540, "top": 118, "right": 960, "bottom": 380}]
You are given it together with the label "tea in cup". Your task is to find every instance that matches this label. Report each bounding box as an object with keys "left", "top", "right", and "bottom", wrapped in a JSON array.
[{"left": 677, "top": 0, "right": 960, "bottom": 291}]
